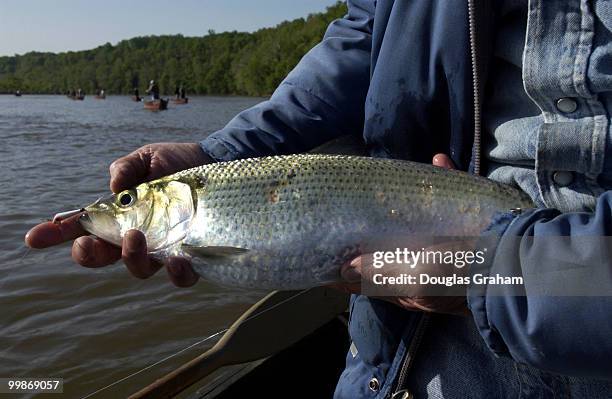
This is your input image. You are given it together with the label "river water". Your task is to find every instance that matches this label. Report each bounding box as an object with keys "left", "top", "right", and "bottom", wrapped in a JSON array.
[{"left": 0, "top": 95, "right": 267, "bottom": 398}]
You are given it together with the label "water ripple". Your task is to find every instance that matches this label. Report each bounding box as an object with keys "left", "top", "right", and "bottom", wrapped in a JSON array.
[{"left": 0, "top": 94, "right": 265, "bottom": 397}]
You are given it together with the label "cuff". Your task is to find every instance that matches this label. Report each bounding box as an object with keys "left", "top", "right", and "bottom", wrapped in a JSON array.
[
  {"left": 200, "top": 135, "right": 243, "bottom": 162},
  {"left": 467, "top": 211, "right": 519, "bottom": 357}
]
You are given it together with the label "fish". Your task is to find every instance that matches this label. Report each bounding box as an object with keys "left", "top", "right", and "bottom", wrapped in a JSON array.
[{"left": 78, "top": 153, "right": 534, "bottom": 289}]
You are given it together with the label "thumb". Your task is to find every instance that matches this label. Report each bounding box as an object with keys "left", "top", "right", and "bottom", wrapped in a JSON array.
[
  {"left": 109, "top": 147, "right": 152, "bottom": 193},
  {"left": 432, "top": 153, "right": 456, "bottom": 170},
  {"left": 341, "top": 256, "right": 363, "bottom": 283}
]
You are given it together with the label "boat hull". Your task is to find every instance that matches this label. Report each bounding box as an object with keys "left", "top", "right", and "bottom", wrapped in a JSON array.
[
  {"left": 144, "top": 98, "right": 168, "bottom": 111},
  {"left": 171, "top": 97, "right": 189, "bottom": 104}
]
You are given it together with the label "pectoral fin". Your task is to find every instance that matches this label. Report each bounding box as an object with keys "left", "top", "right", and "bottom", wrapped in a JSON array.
[{"left": 181, "top": 244, "right": 250, "bottom": 259}]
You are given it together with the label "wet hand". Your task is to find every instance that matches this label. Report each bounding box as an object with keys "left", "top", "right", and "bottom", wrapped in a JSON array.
[{"left": 25, "top": 143, "right": 213, "bottom": 287}]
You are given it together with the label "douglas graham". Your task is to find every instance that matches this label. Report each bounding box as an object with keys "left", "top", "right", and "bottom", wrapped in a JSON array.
[{"left": 372, "top": 273, "right": 524, "bottom": 287}]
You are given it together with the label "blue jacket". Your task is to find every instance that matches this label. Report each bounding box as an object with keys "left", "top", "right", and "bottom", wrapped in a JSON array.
[{"left": 201, "top": 0, "right": 612, "bottom": 396}]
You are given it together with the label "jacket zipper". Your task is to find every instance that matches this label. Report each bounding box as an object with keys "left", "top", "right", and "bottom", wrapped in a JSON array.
[
  {"left": 468, "top": 0, "right": 482, "bottom": 176},
  {"left": 389, "top": 314, "right": 431, "bottom": 398},
  {"left": 389, "top": 2, "right": 481, "bottom": 397}
]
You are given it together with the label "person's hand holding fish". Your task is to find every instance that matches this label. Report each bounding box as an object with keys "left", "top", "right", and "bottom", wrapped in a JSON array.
[{"left": 25, "top": 143, "right": 213, "bottom": 287}]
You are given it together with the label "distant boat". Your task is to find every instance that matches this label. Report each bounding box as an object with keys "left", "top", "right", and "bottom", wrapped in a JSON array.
[
  {"left": 14, "top": 91, "right": 22, "bottom": 97},
  {"left": 144, "top": 98, "right": 168, "bottom": 111},
  {"left": 132, "top": 96, "right": 142, "bottom": 102},
  {"left": 95, "top": 94, "right": 106, "bottom": 100},
  {"left": 171, "top": 97, "right": 189, "bottom": 104},
  {"left": 67, "top": 95, "right": 85, "bottom": 101}
]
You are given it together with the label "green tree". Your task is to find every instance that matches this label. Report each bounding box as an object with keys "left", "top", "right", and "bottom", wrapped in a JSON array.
[{"left": 0, "top": 2, "right": 347, "bottom": 95}]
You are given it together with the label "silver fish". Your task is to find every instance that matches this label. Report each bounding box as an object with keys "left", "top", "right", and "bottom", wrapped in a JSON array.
[{"left": 79, "top": 154, "right": 533, "bottom": 289}]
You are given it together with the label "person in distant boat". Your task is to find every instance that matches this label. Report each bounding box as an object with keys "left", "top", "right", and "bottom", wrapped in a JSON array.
[
  {"left": 77, "top": 88, "right": 83, "bottom": 97},
  {"left": 180, "top": 86, "right": 186, "bottom": 99},
  {"left": 146, "top": 80, "right": 160, "bottom": 101},
  {"left": 133, "top": 88, "right": 140, "bottom": 100},
  {"left": 100, "top": 89, "right": 105, "bottom": 97},
  {"left": 174, "top": 85, "right": 180, "bottom": 99}
]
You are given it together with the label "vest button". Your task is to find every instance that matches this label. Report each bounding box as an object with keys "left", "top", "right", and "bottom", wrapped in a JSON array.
[
  {"left": 556, "top": 97, "right": 578, "bottom": 113},
  {"left": 552, "top": 171, "right": 574, "bottom": 187},
  {"left": 368, "top": 377, "right": 380, "bottom": 392}
]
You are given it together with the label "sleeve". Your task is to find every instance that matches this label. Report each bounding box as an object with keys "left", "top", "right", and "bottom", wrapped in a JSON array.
[
  {"left": 200, "top": 0, "right": 375, "bottom": 162},
  {"left": 468, "top": 191, "right": 612, "bottom": 379}
]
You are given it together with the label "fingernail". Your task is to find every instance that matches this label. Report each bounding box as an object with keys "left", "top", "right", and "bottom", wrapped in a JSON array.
[
  {"left": 126, "top": 230, "right": 144, "bottom": 246},
  {"left": 343, "top": 266, "right": 362, "bottom": 283},
  {"left": 433, "top": 154, "right": 446, "bottom": 165},
  {"left": 433, "top": 154, "right": 455, "bottom": 169}
]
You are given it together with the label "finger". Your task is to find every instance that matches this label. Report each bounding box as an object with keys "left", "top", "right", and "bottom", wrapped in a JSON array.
[
  {"left": 25, "top": 214, "right": 87, "bottom": 249},
  {"left": 122, "top": 229, "right": 162, "bottom": 279},
  {"left": 396, "top": 296, "right": 469, "bottom": 315},
  {"left": 165, "top": 257, "right": 199, "bottom": 287},
  {"left": 396, "top": 297, "right": 434, "bottom": 312},
  {"left": 432, "top": 153, "right": 456, "bottom": 170},
  {"left": 72, "top": 236, "right": 122, "bottom": 268},
  {"left": 109, "top": 147, "right": 152, "bottom": 193},
  {"left": 340, "top": 256, "right": 362, "bottom": 283}
]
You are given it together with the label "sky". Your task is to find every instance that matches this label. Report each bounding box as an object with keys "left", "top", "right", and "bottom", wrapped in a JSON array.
[{"left": 0, "top": 0, "right": 340, "bottom": 56}]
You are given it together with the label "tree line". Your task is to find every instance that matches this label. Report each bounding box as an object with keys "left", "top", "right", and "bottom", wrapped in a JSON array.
[{"left": 0, "top": 2, "right": 346, "bottom": 96}]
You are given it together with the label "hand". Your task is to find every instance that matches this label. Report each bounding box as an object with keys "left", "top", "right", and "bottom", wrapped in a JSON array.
[
  {"left": 25, "top": 143, "right": 214, "bottom": 287},
  {"left": 332, "top": 154, "right": 471, "bottom": 315}
]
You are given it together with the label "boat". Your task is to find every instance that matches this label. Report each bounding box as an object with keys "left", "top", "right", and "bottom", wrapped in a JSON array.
[
  {"left": 14, "top": 92, "right": 22, "bottom": 97},
  {"left": 128, "top": 287, "right": 349, "bottom": 399},
  {"left": 67, "top": 95, "right": 85, "bottom": 101},
  {"left": 132, "top": 96, "right": 142, "bottom": 102},
  {"left": 144, "top": 98, "right": 168, "bottom": 111},
  {"left": 171, "top": 97, "right": 189, "bottom": 104},
  {"left": 95, "top": 95, "right": 106, "bottom": 100}
]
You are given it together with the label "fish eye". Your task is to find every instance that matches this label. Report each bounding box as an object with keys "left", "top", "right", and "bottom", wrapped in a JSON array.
[{"left": 117, "top": 190, "right": 136, "bottom": 207}]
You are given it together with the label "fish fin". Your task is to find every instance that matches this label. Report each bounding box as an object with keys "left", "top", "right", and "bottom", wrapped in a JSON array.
[
  {"left": 181, "top": 244, "right": 250, "bottom": 259},
  {"left": 308, "top": 134, "right": 368, "bottom": 156}
]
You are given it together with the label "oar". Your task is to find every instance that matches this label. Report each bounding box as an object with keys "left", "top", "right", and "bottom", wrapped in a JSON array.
[{"left": 128, "top": 287, "right": 349, "bottom": 399}]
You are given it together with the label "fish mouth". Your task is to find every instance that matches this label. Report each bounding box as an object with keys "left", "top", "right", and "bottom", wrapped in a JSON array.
[
  {"left": 78, "top": 213, "right": 94, "bottom": 234},
  {"left": 78, "top": 211, "right": 122, "bottom": 246}
]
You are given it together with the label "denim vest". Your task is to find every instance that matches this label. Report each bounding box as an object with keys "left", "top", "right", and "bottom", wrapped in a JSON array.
[{"left": 486, "top": 0, "right": 612, "bottom": 212}]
